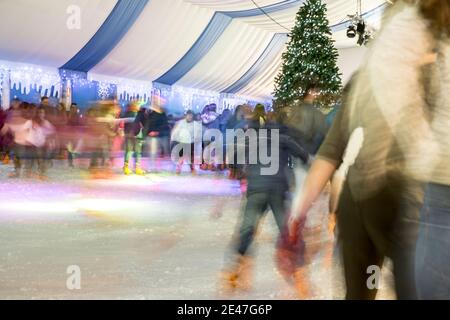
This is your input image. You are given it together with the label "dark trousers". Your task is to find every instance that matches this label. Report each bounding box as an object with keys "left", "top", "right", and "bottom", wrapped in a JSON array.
[
  {"left": 12, "top": 144, "right": 33, "bottom": 172},
  {"left": 236, "top": 190, "right": 288, "bottom": 256},
  {"left": 337, "top": 181, "right": 422, "bottom": 300},
  {"left": 31, "top": 146, "right": 48, "bottom": 175}
]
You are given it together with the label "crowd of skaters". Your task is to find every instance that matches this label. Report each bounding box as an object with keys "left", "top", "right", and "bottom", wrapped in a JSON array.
[{"left": 0, "top": 93, "right": 329, "bottom": 181}]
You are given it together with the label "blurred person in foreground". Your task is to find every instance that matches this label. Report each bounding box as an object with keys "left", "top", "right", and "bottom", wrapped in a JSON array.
[
  {"left": 221, "top": 108, "right": 310, "bottom": 296},
  {"left": 407, "top": 0, "right": 450, "bottom": 300},
  {"left": 122, "top": 101, "right": 146, "bottom": 175},
  {"left": 0, "top": 102, "right": 33, "bottom": 178},
  {"left": 288, "top": 0, "right": 447, "bottom": 300}
]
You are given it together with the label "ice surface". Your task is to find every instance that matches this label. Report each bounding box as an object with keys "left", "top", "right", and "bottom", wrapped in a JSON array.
[{"left": 0, "top": 159, "right": 395, "bottom": 299}]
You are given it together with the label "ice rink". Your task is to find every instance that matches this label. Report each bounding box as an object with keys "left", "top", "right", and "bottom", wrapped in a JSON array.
[{"left": 0, "top": 160, "right": 395, "bottom": 299}]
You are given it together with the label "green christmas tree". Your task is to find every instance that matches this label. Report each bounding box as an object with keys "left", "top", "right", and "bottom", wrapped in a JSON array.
[{"left": 273, "top": 0, "right": 342, "bottom": 109}]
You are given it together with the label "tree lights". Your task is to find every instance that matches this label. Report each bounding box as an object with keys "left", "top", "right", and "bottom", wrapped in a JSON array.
[{"left": 273, "top": 0, "right": 342, "bottom": 109}]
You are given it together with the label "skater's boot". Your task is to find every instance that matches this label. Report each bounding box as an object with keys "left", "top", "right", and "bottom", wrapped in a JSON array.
[
  {"left": 294, "top": 267, "right": 311, "bottom": 299},
  {"left": 175, "top": 164, "right": 182, "bottom": 175},
  {"left": 220, "top": 255, "right": 253, "bottom": 293},
  {"left": 123, "top": 162, "right": 132, "bottom": 175},
  {"left": 2, "top": 154, "right": 10, "bottom": 165},
  {"left": 135, "top": 163, "right": 145, "bottom": 176},
  {"left": 8, "top": 169, "right": 20, "bottom": 178}
]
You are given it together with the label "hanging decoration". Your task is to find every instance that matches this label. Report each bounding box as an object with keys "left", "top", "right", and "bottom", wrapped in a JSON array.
[
  {"left": 88, "top": 73, "right": 152, "bottom": 102},
  {"left": 0, "top": 60, "right": 61, "bottom": 97}
]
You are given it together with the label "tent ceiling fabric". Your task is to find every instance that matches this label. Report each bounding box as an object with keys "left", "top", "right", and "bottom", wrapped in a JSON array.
[
  {"left": 0, "top": 0, "right": 116, "bottom": 67},
  {"left": 175, "top": 20, "right": 274, "bottom": 92},
  {"left": 62, "top": 0, "right": 149, "bottom": 72},
  {"left": 0, "top": 0, "right": 389, "bottom": 101},
  {"left": 91, "top": 0, "right": 214, "bottom": 81}
]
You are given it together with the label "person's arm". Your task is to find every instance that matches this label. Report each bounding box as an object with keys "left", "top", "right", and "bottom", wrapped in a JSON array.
[
  {"left": 288, "top": 158, "right": 337, "bottom": 238},
  {"left": 292, "top": 159, "right": 337, "bottom": 218}
]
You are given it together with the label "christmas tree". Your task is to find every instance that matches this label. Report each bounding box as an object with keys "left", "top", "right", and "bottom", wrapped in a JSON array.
[{"left": 273, "top": 0, "right": 342, "bottom": 108}]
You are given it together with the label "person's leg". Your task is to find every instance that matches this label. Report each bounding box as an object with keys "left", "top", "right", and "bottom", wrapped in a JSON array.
[
  {"left": 338, "top": 183, "right": 384, "bottom": 300},
  {"left": 124, "top": 137, "right": 133, "bottom": 164},
  {"left": 390, "top": 182, "right": 422, "bottom": 300},
  {"left": 161, "top": 136, "right": 170, "bottom": 158},
  {"left": 237, "top": 193, "right": 268, "bottom": 256},
  {"left": 68, "top": 148, "right": 74, "bottom": 167},
  {"left": 175, "top": 143, "right": 185, "bottom": 174},
  {"left": 148, "top": 137, "right": 158, "bottom": 171},
  {"left": 36, "top": 146, "right": 46, "bottom": 176},
  {"left": 362, "top": 180, "right": 421, "bottom": 300},
  {"left": 23, "top": 146, "right": 34, "bottom": 177},
  {"left": 189, "top": 143, "right": 195, "bottom": 172},
  {"left": 268, "top": 190, "right": 289, "bottom": 234},
  {"left": 415, "top": 183, "right": 450, "bottom": 299},
  {"left": 123, "top": 137, "right": 133, "bottom": 174},
  {"left": 155, "top": 136, "right": 165, "bottom": 170},
  {"left": 10, "top": 144, "right": 22, "bottom": 177},
  {"left": 135, "top": 138, "right": 145, "bottom": 174},
  {"left": 222, "top": 192, "right": 267, "bottom": 291}
]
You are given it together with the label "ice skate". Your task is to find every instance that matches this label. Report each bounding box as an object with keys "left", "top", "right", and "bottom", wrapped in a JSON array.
[
  {"left": 2, "top": 154, "right": 10, "bottom": 165},
  {"left": 135, "top": 164, "right": 145, "bottom": 176},
  {"left": 8, "top": 170, "right": 20, "bottom": 178},
  {"left": 220, "top": 256, "right": 253, "bottom": 294},
  {"left": 294, "top": 267, "right": 311, "bottom": 299},
  {"left": 123, "top": 162, "right": 132, "bottom": 175}
]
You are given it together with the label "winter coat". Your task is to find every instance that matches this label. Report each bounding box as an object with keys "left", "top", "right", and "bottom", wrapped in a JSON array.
[
  {"left": 145, "top": 111, "right": 170, "bottom": 137},
  {"left": 171, "top": 119, "right": 203, "bottom": 144},
  {"left": 284, "top": 102, "right": 327, "bottom": 155},
  {"left": 244, "top": 121, "right": 310, "bottom": 194}
]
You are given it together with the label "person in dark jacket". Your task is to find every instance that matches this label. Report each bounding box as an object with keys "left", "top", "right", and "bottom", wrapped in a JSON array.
[
  {"left": 145, "top": 104, "right": 170, "bottom": 172},
  {"left": 66, "top": 103, "right": 82, "bottom": 168},
  {"left": 122, "top": 102, "right": 146, "bottom": 175},
  {"left": 222, "top": 110, "right": 310, "bottom": 292},
  {"left": 284, "top": 85, "right": 328, "bottom": 155}
]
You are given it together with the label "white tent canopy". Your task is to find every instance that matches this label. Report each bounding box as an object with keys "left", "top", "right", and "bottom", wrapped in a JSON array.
[{"left": 0, "top": 0, "right": 388, "bottom": 102}]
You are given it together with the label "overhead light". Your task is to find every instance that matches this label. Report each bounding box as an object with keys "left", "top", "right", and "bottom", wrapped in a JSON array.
[
  {"left": 346, "top": 25, "right": 356, "bottom": 38},
  {"left": 346, "top": 14, "right": 373, "bottom": 46}
]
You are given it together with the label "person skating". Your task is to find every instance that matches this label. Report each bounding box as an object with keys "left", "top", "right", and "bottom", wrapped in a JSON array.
[
  {"left": 122, "top": 102, "right": 146, "bottom": 175},
  {"left": 145, "top": 102, "right": 170, "bottom": 172},
  {"left": 170, "top": 110, "right": 202, "bottom": 174},
  {"left": 0, "top": 102, "right": 33, "bottom": 178},
  {"left": 221, "top": 110, "right": 310, "bottom": 295}
]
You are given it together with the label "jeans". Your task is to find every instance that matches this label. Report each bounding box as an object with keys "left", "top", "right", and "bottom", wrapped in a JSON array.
[
  {"left": 415, "top": 183, "right": 450, "bottom": 299},
  {"left": 338, "top": 180, "right": 422, "bottom": 300},
  {"left": 236, "top": 190, "right": 288, "bottom": 256},
  {"left": 124, "top": 137, "right": 144, "bottom": 165}
]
